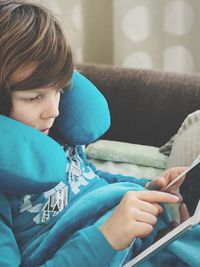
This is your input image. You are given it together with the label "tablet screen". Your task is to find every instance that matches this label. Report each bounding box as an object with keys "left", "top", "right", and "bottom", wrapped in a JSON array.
[{"left": 180, "top": 162, "right": 200, "bottom": 216}]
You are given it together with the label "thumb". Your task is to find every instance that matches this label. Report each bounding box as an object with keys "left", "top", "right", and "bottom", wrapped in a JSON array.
[
  {"left": 147, "top": 177, "right": 166, "bottom": 190},
  {"left": 180, "top": 203, "right": 190, "bottom": 222}
]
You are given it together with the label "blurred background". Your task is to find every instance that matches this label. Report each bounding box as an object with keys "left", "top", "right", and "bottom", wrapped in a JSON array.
[{"left": 27, "top": 0, "right": 200, "bottom": 73}]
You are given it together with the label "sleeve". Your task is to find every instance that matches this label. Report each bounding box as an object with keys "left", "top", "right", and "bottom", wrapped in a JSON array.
[
  {"left": 39, "top": 226, "right": 116, "bottom": 267},
  {"left": 89, "top": 162, "right": 149, "bottom": 187},
  {"left": 0, "top": 193, "right": 21, "bottom": 267}
]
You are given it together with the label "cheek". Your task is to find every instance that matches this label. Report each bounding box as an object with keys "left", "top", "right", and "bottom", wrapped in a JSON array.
[{"left": 10, "top": 107, "right": 35, "bottom": 127}]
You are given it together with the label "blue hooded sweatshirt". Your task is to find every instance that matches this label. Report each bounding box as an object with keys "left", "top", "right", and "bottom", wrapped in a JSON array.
[{"left": 0, "top": 115, "right": 149, "bottom": 267}]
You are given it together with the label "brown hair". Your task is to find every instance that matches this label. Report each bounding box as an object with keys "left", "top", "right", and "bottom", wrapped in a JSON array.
[{"left": 0, "top": 0, "right": 73, "bottom": 115}]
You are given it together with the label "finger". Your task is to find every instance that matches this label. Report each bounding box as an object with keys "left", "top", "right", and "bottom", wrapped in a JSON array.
[
  {"left": 133, "top": 209, "right": 157, "bottom": 226},
  {"left": 168, "top": 167, "right": 187, "bottom": 177},
  {"left": 169, "top": 220, "right": 179, "bottom": 228},
  {"left": 176, "top": 167, "right": 187, "bottom": 173},
  {"left": 134, "top": 222, "right": 154, "bottom": 238},
  {"left": 153, "top": 203, "right": 164, "bottom": 214},
  {"left": 171, "top": 193, "right": 183, "bottom": 203},
  {"left": 137, "top": 199, "right": 163, "bottom": 215},
  {"left": 165, "top": 176, "right": 185, "bottom": 193},
  {"left": 162, "top": 192, "right": 182, "bottom": 203},
  {"left": 163, "top": 167, "right": 187, "bottom": 184},
  {"left": 179, "top": 203, "right": 190, "bottom": 222},
  {"left": 137, "top": 190, "right": 180, "bottom": 204}
]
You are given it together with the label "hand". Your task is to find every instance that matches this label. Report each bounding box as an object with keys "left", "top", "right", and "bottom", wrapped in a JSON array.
[
  {"left": 99, "top": 190, "right": 180, "bottom": 251},
  {"left": 145, "top": 167, "right": 187, "bottom": 194}
]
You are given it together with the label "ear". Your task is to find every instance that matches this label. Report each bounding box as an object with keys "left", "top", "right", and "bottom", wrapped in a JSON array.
[
  {"left": 0, "top": 115, "right": 66, "bottom": 194},
  {"left": 51, "top": 70, "right": 111, "bottom": 145}
]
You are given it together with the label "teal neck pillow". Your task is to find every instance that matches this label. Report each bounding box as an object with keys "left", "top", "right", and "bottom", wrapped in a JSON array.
[
  {"left": 51, "top": 70, "right": 111, "bottom": 145},
  {"left": 0, "top": 115, "right": 67, "bottom": 193}
]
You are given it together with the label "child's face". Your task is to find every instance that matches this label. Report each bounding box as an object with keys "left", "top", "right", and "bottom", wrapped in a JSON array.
[{"left": 10, "top": 87, "right": 62, "bottom": 135}]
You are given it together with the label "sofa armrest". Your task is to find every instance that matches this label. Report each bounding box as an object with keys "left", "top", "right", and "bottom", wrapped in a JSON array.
[{"left": 76, "top": 63, "right": 200, "bottom": 147}]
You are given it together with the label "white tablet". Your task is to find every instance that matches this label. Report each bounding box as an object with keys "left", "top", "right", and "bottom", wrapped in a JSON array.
[{"left": 123, "top": 156, "right": 200, "bottom": 267}]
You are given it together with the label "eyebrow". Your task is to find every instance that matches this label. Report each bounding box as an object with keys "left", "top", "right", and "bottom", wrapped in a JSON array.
[
  {"left": 26, "top": 89, "right": 45, "bottom": 94},
  {"left": 18, "top": 88, "right": 56, "bottom": 94}
]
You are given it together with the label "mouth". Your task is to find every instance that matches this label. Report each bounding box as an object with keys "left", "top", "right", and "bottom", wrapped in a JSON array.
[{"left": 41, "top": 128, "right": 50, "bottom": 135}]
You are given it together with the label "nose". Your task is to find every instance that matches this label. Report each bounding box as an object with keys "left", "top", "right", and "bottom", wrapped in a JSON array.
[{"left": 41, "top": 95, "right": 59, "bottom": 120}]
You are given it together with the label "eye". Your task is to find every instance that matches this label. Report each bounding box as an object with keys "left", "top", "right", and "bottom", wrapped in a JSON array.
[{"left": 24, "top": 95, "right": 41, "bottom": 103}]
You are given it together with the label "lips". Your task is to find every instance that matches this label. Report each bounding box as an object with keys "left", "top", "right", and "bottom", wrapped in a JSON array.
[{"left": 41, "top": 128, "right": 49, "bottom": 135}]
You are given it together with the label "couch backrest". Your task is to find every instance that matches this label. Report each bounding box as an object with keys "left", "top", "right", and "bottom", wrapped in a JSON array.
[{"left": 76, "top": 63, "right": 200, "bottom": 147}]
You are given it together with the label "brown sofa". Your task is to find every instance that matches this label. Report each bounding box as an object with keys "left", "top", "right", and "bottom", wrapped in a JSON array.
[{"left": 77, "top": 63, "right": 200, "bottom": 148}]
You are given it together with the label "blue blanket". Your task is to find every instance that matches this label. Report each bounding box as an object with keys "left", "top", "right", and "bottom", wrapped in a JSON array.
[{"left": 21, "top": 180, "right": 200, "bottom": 267}]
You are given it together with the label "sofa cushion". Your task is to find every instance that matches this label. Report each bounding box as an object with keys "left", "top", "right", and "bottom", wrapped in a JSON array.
[
  {"left": 159, "top": 136, "right": 175, "bottom": 156},
  {"left": 86, "top": 140, "right": 168, "bottom": 179},
  {"left": 166, "top": 110, "right": 200, "bottom": 168}
]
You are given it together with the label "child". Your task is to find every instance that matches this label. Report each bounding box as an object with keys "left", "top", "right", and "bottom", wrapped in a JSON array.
[{"left": 0, "top": 1, "right": 198, "bottom": 267}]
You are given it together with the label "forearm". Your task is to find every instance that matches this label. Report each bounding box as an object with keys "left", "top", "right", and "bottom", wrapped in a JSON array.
[{"left": 39, "top": 225, "right": 116, "bottom": 267}]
